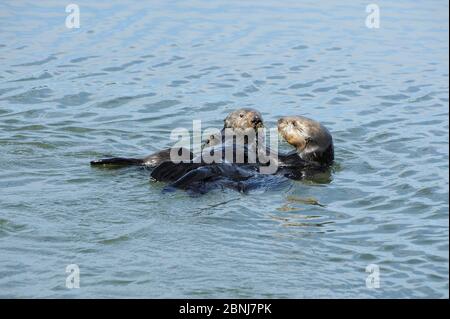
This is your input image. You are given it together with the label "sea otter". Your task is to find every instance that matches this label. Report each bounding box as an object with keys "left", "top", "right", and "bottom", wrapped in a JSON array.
[
  {"left": 273, "top": 115, "right": 334, "bottom": 180},
  {"left": 277, "top": 115, "right": 334, "bottom": 166},
  {"left": 151, "top": 115, "right": 334, "bottom": 193},
  {"left": 90, "top": 108, "right": 264, "bottom": 168}
]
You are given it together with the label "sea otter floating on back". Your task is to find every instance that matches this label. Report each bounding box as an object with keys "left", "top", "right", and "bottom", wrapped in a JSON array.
[
  {"left": 90, "top": 108, "right": 264, "bottom": 168},
  {"left": 151, "top": 115, "right": 334, "bottom": 193}
]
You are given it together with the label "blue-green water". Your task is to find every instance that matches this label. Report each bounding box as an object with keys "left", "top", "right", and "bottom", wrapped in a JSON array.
[{"left": 0, "top": 0, "right": 448, "bottom": 298}]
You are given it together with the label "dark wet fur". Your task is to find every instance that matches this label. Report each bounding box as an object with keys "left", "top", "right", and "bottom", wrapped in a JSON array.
[
  {"left": 158, "top": 165, "right": 295, "bottom": 195},
  {"left": 90, "top": 157, "right": 144, "bottom": 166},
  {"left": 90, "top": 147, "right": 193, "bottom": 168},
  {"left": 151, "top": 153, "right": 330, "bottom": 194},
  {"left": 152, "top": 162, "right": 260, "bottom": 195},
  {"left": 299, "top": 143, "right": 334, "bottom": 166},
  {"left": 152, "top": 162, "right": 254, "bottom": 186}
]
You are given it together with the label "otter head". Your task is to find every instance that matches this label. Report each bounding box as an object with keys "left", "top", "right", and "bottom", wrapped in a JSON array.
[
  {"left": 203, "top": 108, "right": 264, "bottom": 149},
  {"left": 277, "top": 116, "right": 334, "bottom": 165},
  {"left": 224, "top": 108, "right": 264, "bottom": 131}
]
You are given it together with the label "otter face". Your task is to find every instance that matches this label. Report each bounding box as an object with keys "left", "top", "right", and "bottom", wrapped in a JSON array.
[
  {"left": 278, "top": 116, "right": 334, "bottom": 165},
  {"left": 202, "top": 108, "right": 264, "bottom": 149},
  {"left": 224, "top": 108, "right": 264, "bottom": 131}
]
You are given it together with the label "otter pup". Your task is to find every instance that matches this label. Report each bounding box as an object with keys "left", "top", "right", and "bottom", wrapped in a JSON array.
[
  {"left": 90, "top": 108, "right": 264, "bottom": 168},
  {"left": 151, "top": 115, "right": 334, "bottom": 193}
]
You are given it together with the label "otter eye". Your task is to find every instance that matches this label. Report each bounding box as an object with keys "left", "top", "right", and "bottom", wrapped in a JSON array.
[{"left": 239, "top": 113, "right": 244, "bottom": 118}]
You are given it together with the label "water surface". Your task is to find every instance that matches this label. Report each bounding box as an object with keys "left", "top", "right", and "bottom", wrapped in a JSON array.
[{"left": 0, "top": 0, "right": 448, "bottom": 298}]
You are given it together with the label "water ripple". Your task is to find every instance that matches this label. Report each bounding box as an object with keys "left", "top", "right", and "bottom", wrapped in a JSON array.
[{"left": 0, "top": 0, "right": 447, "bottom": 299}]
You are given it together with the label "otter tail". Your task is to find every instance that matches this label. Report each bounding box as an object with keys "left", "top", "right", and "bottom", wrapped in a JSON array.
[{"left": 90, "top": 157, "right": 144, "bottom": 167}]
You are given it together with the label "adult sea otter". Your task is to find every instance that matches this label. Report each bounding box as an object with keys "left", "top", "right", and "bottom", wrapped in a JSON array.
[{"left": 90, "top": 108, "right": 264, "bottom": 168}]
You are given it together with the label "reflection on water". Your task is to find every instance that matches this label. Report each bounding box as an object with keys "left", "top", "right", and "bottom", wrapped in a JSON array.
[{"left": 0, "top": 0, "right": 448, "bottom": 298}]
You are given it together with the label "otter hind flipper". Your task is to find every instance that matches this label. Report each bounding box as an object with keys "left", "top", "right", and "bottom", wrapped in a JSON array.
[{"left": 90, "top": 157, "right": 144, "bottom": 167}]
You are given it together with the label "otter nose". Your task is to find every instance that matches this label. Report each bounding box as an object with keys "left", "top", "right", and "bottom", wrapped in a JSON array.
[{"left": 251, "top": 115, "right": 262, "bottom": 125}]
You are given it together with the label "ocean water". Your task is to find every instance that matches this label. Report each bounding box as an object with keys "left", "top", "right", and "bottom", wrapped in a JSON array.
[{"left": 0, "top": 0, "right": 448, "bottom": 298}]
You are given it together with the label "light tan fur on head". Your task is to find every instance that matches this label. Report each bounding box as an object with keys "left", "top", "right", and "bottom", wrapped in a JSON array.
[
  {"left": 203, "top": 108, "right": 264, "bottom": 149},
  {"left": 224, "top": 108, "right": 264, "bottom": 131},
  {"left": 278, "top": 115, "right": 334, "bottom": 165}
]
